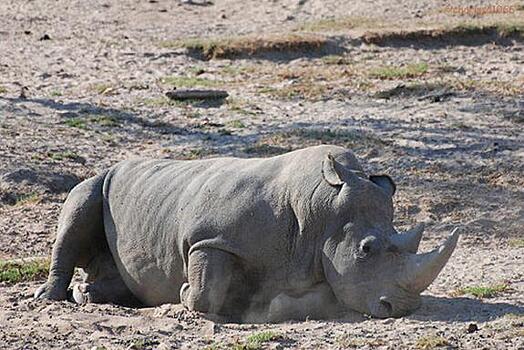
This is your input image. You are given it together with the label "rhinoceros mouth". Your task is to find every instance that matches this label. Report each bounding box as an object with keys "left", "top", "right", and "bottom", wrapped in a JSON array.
[{"left": 368, "top": 292, "right": 422, "bottom": 318}]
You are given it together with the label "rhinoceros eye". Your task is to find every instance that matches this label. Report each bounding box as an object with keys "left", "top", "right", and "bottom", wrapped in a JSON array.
[{"left": 358, "top": 236, "right": 378, "bottom": 258}]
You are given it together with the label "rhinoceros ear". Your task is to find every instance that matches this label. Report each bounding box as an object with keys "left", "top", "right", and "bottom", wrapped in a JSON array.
[
  {"left": 369, "top": 175, "right": 396, "bottom": 197},
  {"left": 322, "top": 154, "right": 345, "bottom": 186}
]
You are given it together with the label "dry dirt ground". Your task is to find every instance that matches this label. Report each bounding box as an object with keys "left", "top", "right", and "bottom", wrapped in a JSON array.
[{"left": 0, "top": 0, "right": 523, "bottom": 349}]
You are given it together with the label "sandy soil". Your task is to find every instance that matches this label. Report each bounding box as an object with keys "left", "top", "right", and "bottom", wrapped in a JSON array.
[{"left": 0, "top": 0, "right": 523, "bottom": 349}]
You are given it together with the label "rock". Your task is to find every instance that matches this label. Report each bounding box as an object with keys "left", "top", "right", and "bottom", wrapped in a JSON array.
[
  {"left": 466, "top": 323, "right": 479, "bottom": 333},
  {"left": 39, "top": 34, "right": 51, "bottom": 41},
  {"left": 200, "top": 320, "right": 219, "bottom": 336}
]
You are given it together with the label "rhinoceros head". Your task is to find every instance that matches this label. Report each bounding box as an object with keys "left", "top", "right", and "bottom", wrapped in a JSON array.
[{"left": 320, "top": 154, "right": 459, "bottom": 318}]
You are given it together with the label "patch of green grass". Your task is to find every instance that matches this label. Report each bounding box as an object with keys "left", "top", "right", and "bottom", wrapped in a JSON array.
[
  {"left": 455, "top": 283, "right": 509, "bottom": 298},
  {"left": 161, "top": 34, "right": 328, "bottom": 60},
  {"left": 161, "top": 76, "right": 222, "bottom": 88},
  {"left": 509, "top": 238, "right": 524, "bottom": 248},
  {"left": 246, "top": 331, "right": 280, "bottom": 344},
  {"left": 89, "top": 115, "right": 120, "bottom": 127},
  {"left": 127, "top": 338, "right": 159, "bottom": 350},
  {"left": 12, "top": 192, "right": 42, "bottom": 206},
  {"left": 92, "top": 83, "right": 116, "bottom": 95},
  {"left": 47, "top": 151, "right": 81, "bottom": 162},
  {"left": 416, "top": 335, "right": 450, "bottom": 350},
  {"left": 226, "top": 120, "right": 245, "bottom": 128},
  {"left": 369, "top": 62, "right": 429, "bottom": 80},
  {"left": 0, "top": 86, "right": 8, "bottom": 94},
  {"left": 230, "top": 331, "right": 282, "bottom": 350},
  {"left": 493, "top": 22, "right": 524, "bottom": 38},
  {"left": 63, "top": 115, "right": 120, "bottom": 129},
  {"left": 50, "top": 90, "right": 62, "bottom": 97},
  {"left": 0, "top": 258, "right": 49, "bottom": 284},
  {"left": 63, "top": 118, "right": 87, "bottom": 129}
]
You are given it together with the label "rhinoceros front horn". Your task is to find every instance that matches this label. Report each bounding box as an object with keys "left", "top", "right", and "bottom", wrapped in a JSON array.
[
  {"left": 391, "top": 223, "right": 425, "bottom": 253},
  {"left": 402, "top": 228, "right": 460, "bottom": 293}
]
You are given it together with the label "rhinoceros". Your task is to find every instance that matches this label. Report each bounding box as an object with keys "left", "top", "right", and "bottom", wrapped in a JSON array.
[{"left": 35, "top": 145, "right": 459, "bottom": 321}]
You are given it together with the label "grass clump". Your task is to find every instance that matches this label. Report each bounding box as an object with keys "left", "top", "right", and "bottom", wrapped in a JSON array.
[
  {"left": 11, "top": 192, "right": 42, "bottom": 206},
  {"left": 416, "top": 335, "right": 450, "bottom": 349},
  {"left": 246, "top": 331, "right": 281, "bottom": 344},
  {"left": 226, "top": 120, "right": 246, "bottom": 128},
  {"left": 92, "top": 83, "right": 116, "bottom": 95},
  {"left": 455, "top": 283, "right": 509, "bottom": 298},
  {"left": 89, "top": 115, "right": 120, "bottom": 127},
  {"left": 161, "top": 34, "right": 328, "bottom": 60},
  {"left": 509, "top": 238, "right": 524, "bottom": 248},
  {"left": 63, "top": 118, "right": 87, "bottom": 129},
  {"left": 63, "top": 115, "right": 120, "bottom": 129},
  {"left": 127, "top": 338, "right": 159, "bottom": 350},
  {"left": 0, "top": 86, "right": 8, "bottom": 94},
  {"left": 231, "top": 331, "right": 282, "bottom": 350},
  {"left": 0, "top": 258, "right": 49, "bottom": 284},
  {"left": 47, "top": 151, "right": 81, "bottom": 162},
  {"left": 369, "top": 62, "right": 429, "bottom": 80}
]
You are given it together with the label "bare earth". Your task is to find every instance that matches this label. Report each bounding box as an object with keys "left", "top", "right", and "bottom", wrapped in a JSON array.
[{"left": 0, "top": 0, "right": 523, "bottom": 349}]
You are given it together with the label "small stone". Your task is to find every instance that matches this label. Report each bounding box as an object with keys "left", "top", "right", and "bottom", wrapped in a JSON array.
[
  {"left": 467, "top": 323, "right": 479, "bottom": 333},
  {"left": 39, "top": 34, "right": 51, "bottom": 41}
]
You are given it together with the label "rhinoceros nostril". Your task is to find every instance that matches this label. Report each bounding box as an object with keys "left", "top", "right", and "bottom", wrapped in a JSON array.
[{"left": 379, "top": 296, "right": 393, "bottom": 316}]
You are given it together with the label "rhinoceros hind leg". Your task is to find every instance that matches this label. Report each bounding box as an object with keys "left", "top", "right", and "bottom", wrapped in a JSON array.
[
  {"left": 35, "top": 173, "right": 106, "bottom": 301},
  {"left": 181, "top": 248, "right": 250, "bottom": 318}
]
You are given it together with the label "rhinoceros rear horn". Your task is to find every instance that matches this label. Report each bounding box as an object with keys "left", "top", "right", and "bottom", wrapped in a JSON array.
[
  {"left": 322, "top": 153, "right": 362, "bottom": 187},
  {"left": 390, "top": 223, "right": 425, "bottom": 253},
  {"left": 402, "top": 228, "right": 460, "bottom": 293},
  {"left": 322, "top": 154, "right": 345, "bottom": 186}
]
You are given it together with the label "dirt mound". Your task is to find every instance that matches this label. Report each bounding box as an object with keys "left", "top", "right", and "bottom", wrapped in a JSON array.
[{"left": 0, "top": 168, "right": 81, "bottom": 205}]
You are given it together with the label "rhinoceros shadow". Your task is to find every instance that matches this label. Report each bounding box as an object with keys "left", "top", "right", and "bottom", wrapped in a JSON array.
[{"left": 406, "top": 295, "right": 524, "bottom": 322}]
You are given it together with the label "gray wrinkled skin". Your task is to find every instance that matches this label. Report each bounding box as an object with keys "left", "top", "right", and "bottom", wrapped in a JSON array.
[{"left": 35, "top": 145, "right": 458, "bottom": 322}]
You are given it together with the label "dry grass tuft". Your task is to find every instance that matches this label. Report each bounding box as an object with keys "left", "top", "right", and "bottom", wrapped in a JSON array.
[
  {"left": 416, "top": 334, "right": 450, "bottom": 349},
  {"left": 369, "top": 63, "right": 429, "bottom": 80},
  {"left": 160, "top": 34, "right": 329, "bottom": 59}
]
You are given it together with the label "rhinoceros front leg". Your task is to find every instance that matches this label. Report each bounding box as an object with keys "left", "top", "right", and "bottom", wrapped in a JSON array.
[
  {"left": 267, "top": 283, "right": 341, "bottom": 322},
  {"left": 180, "top": 248, "right": 242, "bottom": 317}
]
